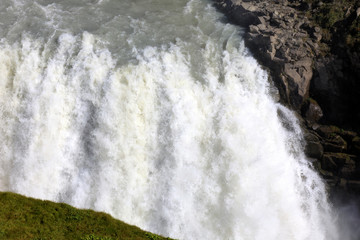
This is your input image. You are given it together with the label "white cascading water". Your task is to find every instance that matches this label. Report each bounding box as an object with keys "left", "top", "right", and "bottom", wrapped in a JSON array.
[{"left": 0, "top": 0, "right": 339, "bottom": 239}]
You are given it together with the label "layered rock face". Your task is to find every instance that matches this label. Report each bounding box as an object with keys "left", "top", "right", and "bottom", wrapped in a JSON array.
[
  {"left": 215, "top": 0, "right": 319, "bottom": 108},
  {"left": 214, "top": 0, "right": 360, "bottom": 195}
]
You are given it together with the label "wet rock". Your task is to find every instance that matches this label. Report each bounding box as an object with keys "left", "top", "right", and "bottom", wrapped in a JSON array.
[
  {"left": 353, "top": 137, "right": 360, "bottom": 154},
  {"left": 302, "top": 98, "right": 323, "bottom": 125},
  {"left": 304, "top": 132, "right": 324, "bottom": 158},
  {"left": 323, "top": 152, "right": 354, "bottom": 166},
  {"left": 214, "top": 0, "right": 320, "bottom": 109},
  {"left": 323, "top": 134, "right": 347, "bottom": 152},
  {"left": 283, "top": 59, "right": 314, "bottom": 108},
  {"left": 339, "top": 130, "right": 357, "bottom": 143},
  {"left": 321, "top": 153, "right": 339, "bottom": 172},
  {"left": 315, "top": 125, "right": 353, "bottom": 152},
  {"left": 214, "top": 0, "right": 360, "bottom": 195},
  {"left": 318, "top": 168, "right": 334, "bottom": 180},
  {"left": 315, "top": 125, "right": 341, "bottom": 138},
  {"left": 322, "top": 153, "right": 357, "bottom": 179},
  {"left": 305, "top": 141, "right": 324, "bottom": 158}
]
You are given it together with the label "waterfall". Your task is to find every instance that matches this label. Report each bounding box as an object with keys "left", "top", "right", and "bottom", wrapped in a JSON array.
[{"left": 0, "top": 0, "right": 338, "bottom": 239}]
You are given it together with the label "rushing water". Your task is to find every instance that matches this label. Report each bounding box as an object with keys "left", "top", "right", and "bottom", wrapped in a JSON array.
[{"left": 0, "top": 0, "right": 339, "bottom": 239}]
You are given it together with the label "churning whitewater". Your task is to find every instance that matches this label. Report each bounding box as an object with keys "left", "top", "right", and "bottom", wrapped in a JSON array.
[{"left": 0, "top": 0, "right": 338, "bottom": 239}]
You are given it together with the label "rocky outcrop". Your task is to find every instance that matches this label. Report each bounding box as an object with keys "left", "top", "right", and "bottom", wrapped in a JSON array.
[
  {"left": 214, "top": 0, "right": 320, "bottom": 109},
  {"left": 213, "top": 0, "right": 360, "bottom": 195},
  {"left": 302, "top": 97, "right": 323, "bottom": 125},
  {"left": 305, "top": 124, "right": 360, "bottom": 193}
]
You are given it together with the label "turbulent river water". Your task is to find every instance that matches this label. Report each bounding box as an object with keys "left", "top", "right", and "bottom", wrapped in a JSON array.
[{"left": 0, "top": 0, "right": 340, "bottom": 239}]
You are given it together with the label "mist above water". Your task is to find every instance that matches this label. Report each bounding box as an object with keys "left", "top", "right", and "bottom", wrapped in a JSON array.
[{"left": 0, "top": 0, "right": 340, "bottom": 239}]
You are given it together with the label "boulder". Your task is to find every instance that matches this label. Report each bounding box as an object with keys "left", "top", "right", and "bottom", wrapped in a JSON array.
[
  {"left": 302, "top": 98, "right": 323, "bottom": 124},
  {"left": 323, "top": 134, "right": 347, "bottom": 152},
  {"left": 318, "top": 168, "right": 335, "bottom": 180},
  {"left": 306, "top": 142, "right": 323, "bottom": 158},
  {"left": 304, "top": 132, "right": 324, "bottom": 158},
  {"left": 283, "top": 58, "right": 313, "bottom": 108},
  {"left": 321, "top": 153, "right": 357, "bottom": 179},
  {"left": 315, "top": 125, "right": 341, "bottom": 138},
  {"left": 321, "top": 153, "right": 339, "bottom": 172},
  {"left": 339, "top": 130, "right": 357, "bottom": 143},
  {"left": 323, "top": 152, "right": 355, "bottom": 166}
]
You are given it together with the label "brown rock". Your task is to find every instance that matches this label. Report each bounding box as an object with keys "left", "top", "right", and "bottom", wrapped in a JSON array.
[
  {"left": 304, "top": 130, "right": 322, "bottom": 142},
  {"left": 323, "top": 135, "right": 347, "bottom": 152},
  {"left": 315, "top": 125, "right": 341, "bottom": 138},
  {"left": 283, "top": 58, "right": 313, "bottom": 106},
  {"left": 322, "top": 153, "right": 357, "bottom": 179},
  {"left": 305, "top": 141, "right": 324, "bottom": 159},
  {"left": 304, "top": 132, "right": 324, "bottom": 158},
  {"left": 249, "top": 25, "right": 260, "bottom": 34},
  {"left": 284, "top": 64, "right": 301, "bottom": 84},
  {"left": 302, "top": 98, "right": 323, "bottom": 124},
  {"left": 321, "top": 153, "right": 339, "bottom": 172},
  {"left": 313, "top": 32, "right": 322, "bottom": 41},
  {"left": 339, "top": 130, "right": 357, "bottom": 142},
  {"left": 323, "top": 152, "right": 355, "bottom": 166},
  {"left": 318, "top": 168, "right": 334, "bottom": 179},
  {"left": 257, "top": 23, "right": 267, "bottom": 31}
]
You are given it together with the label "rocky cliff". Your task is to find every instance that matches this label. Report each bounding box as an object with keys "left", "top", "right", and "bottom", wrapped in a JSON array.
[{"left": 213, "top": 0, "right": 360, "bottom": 195}]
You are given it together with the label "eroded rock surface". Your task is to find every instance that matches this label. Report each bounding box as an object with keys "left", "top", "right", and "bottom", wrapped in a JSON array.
[
  {"left": 215, "top": 0, "right": 320, "bottom": 109},
  {"left": 214, "top": 0, "right": 360, "bottom": 194}
]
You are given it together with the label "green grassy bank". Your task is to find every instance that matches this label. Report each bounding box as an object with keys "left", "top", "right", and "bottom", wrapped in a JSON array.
[{"left": 0, "top": 192, "right": 173, "bottom": 240}]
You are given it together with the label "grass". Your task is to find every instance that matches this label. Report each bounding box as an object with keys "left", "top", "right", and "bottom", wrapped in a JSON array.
[{"left": 0, "top": 192, "right": 174, "bottom": 240}]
